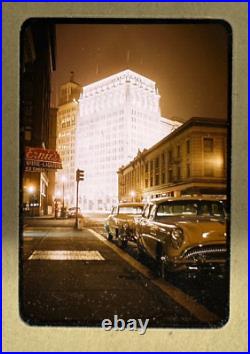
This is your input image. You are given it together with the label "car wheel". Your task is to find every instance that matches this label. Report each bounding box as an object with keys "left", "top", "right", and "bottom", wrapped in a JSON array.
[{"left": 107, "top": 232, "right": 113, "bottom": 241}]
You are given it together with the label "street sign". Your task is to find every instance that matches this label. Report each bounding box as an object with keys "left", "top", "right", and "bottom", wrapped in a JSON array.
[{"left": 76, "top": 169, "right": 84, "bottom": 182}]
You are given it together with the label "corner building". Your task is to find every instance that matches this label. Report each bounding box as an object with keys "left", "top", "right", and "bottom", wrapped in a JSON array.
[
  {"left": 118, "top": 118, "right": 228, "bottom": 202},
  {"left": 76, "top": 69, "right": 179, "bottom": 211}
]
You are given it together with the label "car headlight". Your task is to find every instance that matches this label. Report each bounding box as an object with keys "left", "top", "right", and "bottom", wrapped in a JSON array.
[{"left": 171, "top": 228, "right": 184, "bottom": 249}]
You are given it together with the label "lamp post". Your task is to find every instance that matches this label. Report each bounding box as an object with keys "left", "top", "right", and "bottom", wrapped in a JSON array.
[
  {"left": 61, "top": 175, "right": 66, "bottom": 209},
  {"left": 61, "top": 175, "right": 67, "bottom": 218},
  {"left": 28, "top": 185, "right": 36, "bottom": 217}
]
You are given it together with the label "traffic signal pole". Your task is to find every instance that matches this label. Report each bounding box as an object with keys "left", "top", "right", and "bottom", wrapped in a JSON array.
[
  {"left": 75, "top": 179, "right": 79, "bottom": 228},
  {"left": 75, "top": 168, "right": 84, "bottom": 229}
]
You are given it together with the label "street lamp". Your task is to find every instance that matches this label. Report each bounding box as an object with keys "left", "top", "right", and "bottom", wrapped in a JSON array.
[
  {"left": 130, "top": 190, "right": 136, "bottom": 202},
  {"left": 28, "top": 185, "right": 36, "bottom": 217}
]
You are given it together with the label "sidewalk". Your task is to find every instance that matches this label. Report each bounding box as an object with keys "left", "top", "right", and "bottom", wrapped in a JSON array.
[{"left": 23, "top": 216, "right": 76, "bottom": 228}]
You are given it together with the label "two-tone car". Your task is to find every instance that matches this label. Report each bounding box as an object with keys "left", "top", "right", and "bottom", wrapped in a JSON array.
[
  {"left": 104, "top": 203, "right": 144, "bottom": 247},
  {"left": 135, "top": 196, "right": 228, "bottom": 277}
]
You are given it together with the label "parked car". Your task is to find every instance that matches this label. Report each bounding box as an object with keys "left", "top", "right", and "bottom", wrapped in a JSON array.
[
  {"left": 104, "top": 203, "right": 144, "bottom": 247},
  {"left": 135, "top": 196, "right": 228, "bottom": 277},
  {"left": 67, "top": 207, "right": 82, "bottom": 218}
]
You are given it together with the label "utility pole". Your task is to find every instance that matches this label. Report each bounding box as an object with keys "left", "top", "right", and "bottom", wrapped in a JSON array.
[{"left": 75, "top": 169, "right": 84, "bottom": 228}]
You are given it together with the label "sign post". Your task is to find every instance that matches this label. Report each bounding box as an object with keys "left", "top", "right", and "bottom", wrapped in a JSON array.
[{"left": 75, "top": 169, "right": 84, "bottom": 229}]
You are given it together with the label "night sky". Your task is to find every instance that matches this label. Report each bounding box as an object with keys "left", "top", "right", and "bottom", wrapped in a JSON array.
[{"left": 51, "top": 22, "right": 229, "bottom": 122}]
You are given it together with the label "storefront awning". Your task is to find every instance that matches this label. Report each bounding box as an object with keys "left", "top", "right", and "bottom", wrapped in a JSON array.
[{"left": 25, "top": 147, "right": 62, "bottom": 172}]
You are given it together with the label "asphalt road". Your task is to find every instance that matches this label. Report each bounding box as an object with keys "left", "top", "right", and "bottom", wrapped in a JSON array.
[{"left": 21, "top": 216, "right": 229, "bottom": 328}]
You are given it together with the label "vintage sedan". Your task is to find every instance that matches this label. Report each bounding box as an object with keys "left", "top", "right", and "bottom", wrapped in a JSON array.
[
  {"left": 136, "top": 197, "right": 228, "bottom": 277},
  {"left": 104, "top": 203, "right": 144, "bottom": 247}
]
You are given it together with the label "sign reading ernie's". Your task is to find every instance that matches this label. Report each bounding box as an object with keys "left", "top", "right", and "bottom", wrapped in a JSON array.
[{"left": 25, "top": 147, "right": 62, "bottom": 171}]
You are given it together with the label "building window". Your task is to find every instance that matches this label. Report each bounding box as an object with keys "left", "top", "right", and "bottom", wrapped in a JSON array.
[
  {"left": 150, "top": 176, "right": 153, "bottom": 187},
  {"left": 168, "top": 169, "right": 173, "bottom": 183},
  {"left": 204, "top": 138, "right": 213, "bottom": 152},
  {"left": 155, "top": 174, "right": 159, "bottom": 186},
  {"left": 145, "top": 179, "right": 148, "bottom": 188},
  {"left": 186, "top": 163, "right": 191, "bottom": 178},
  {"left": 203, "top": 138, "right": 214, "bottom": 176},
  {"left": 161, "top": 172, "right": 165, "bottom": 184},
  {"left": 161, "top": 153, "right": 165, "bottom": 167},
  {"left": 150, "top": 160, "right": 153, "bottom": 172},
  {"left": 24, "top": 129, "right": 31, "bottom": 141},
  {"left": 177, "top": 166, "right": 181, "bottom": 180},
  {"left": 168, "top": 150, "right": 172, "bottom": 163},
  {"left": 155, "top": 157, "right": 159, "bottom": 169},
  {"left": 145, "top": 162, "right": 149, "bottom": 173},
  {"left": 177, "top": 145, "right": 181, "bottom": 157},
  {"left": 186, "top": 139, "right": 190, "bottom": 154}
]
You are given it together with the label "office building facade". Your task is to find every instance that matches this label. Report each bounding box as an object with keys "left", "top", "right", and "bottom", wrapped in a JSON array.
[
  {"left": 56, "top": 75, "right": 82, "bottom": 207},
  {"left": 76, "top": 69, "right": 180, "bottom": 211}
]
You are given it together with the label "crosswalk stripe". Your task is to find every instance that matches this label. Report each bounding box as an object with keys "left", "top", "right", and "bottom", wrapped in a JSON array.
[{"left": 28, "top": 250, "right": 105, "bottom": 261}]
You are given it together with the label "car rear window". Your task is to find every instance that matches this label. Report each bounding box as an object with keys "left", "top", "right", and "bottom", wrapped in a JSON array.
[{"left": 118, "top": 206, "right": 143, "bottom": 215}]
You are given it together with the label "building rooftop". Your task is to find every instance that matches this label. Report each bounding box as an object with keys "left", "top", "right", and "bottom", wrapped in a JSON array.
[{"left": 82, "top": 69, "right": 156, "bottom": 94}]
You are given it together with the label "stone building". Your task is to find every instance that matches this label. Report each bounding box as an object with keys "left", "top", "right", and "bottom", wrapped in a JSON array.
[
  {"left": 118, "top": 117, "right": 228, "bottom": 202},
  {"left": 55, "top": 74, "right": 82, "bottom": 207}
]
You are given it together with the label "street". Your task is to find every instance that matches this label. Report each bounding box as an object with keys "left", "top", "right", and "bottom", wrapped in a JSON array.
[{"left": 21, "top": 215, "right": 229, "bottom": 328}]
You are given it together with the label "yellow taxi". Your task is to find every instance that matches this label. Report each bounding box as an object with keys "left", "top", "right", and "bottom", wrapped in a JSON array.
[{"left": 136, "top": 196, "right": 228, "bottom": 277}]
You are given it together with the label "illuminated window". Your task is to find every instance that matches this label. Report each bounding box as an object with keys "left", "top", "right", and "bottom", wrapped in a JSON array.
[{"left": 186, "top": 139, "right": 190, "bottom": 154}]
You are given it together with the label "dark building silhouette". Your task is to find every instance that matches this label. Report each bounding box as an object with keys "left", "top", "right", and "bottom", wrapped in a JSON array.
[{"left": 21, "top": 20, "right": 57, "bottom": 216}]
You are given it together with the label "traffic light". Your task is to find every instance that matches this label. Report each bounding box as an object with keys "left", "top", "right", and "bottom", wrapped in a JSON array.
[{"left": 76, "top": 169, "right": 84, "bottom": 182}]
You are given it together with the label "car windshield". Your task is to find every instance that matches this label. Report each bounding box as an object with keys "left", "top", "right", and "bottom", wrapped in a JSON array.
[
  {"left": 118, "top": 206, "right": 143, "bottom": 215},
  {"left": 156, "top": 200, "right": 225, "bottom": 218}
]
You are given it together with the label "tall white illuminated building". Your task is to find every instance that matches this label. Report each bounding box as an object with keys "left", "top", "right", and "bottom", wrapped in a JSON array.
[{"left": 76, "top": 69, "right": 180, "bottom": 211}]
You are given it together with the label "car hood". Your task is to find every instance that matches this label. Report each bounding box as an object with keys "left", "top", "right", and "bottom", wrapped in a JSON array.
[{"left": 160, "top": 216, "right": 226, "bottom": 244}]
